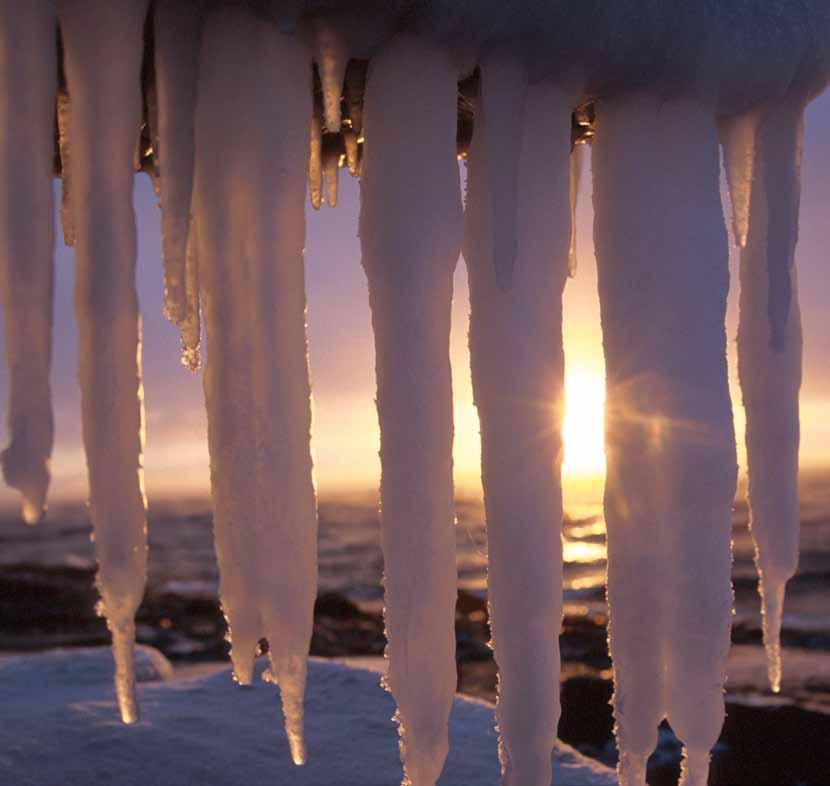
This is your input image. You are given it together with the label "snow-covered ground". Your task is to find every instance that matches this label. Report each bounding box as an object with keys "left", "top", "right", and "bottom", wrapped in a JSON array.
[{"left": 0, "top": 647, "right": 616, "bottom": 786}]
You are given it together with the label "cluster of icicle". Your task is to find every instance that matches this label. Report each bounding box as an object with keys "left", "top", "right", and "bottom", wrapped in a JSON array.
[{"left": 0, "top": 2, "right": 828, "bottom": 785}]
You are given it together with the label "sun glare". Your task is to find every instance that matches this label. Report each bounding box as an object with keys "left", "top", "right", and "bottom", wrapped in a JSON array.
[{"left": 562, "top": 367, "right": 606, "bottom": 479}]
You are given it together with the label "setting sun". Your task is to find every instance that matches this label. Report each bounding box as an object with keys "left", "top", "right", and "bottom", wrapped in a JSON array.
[{"left": 562, "top": 367, "right": 606, "bottom": 479}]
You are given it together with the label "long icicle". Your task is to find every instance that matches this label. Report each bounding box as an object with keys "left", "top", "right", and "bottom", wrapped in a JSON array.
[
  {"left": 463, "top": 80, "right": 574, "bottom": 786},
  {"left": 359, "top": 35, "right": 462, "bottom": 786},
  {"left": 58, "top": 0, "right": 150, "bottom": 724},
  {"left": 193, "top": 7, "right": 317, "bottom": 763},
  {"left": 154, "top": 0, "right": 202, "bottom": 362},
  {"left": 654, "top": 99, "right": 736, "bottom": 786},
  {"left": 733, "top": 98, "right": 805, "bottom": 694},
  {"left": 594, "top": 94, "right": 737, "bottom": 786},
  {"left": 593, "top": 94, "right": 667, "bottom": 786},
  {"left": 0, "top": 0, "right": 57, "bottom": 525}
]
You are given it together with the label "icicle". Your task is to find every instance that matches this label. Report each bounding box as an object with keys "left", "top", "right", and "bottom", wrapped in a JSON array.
[
  {"left": 343, "top": 128, "right": 359, "bottom": 175},
  {"left": 57, "top": 89, "right": 75, "bottom": 247},
  {"left": 463, "top": 81, "right": 574, "bottom": 786},
  {"left": 359, "top": 36, "right": 462, "bottom": 786},
  {"left": 154, "top": 0, "right": 202, "bottom": 329},
  {"left": 323, "top": 148, "right": 339, "bottom": 207},
  {"left": 593, "top": 94, "right": 736, "bottom": 786},
  {"left": 734, "top": 99, "right": 805, "bottom": 694},
  {"left": 313, "top": 20, "right": 348, "bottom": 133},
  {"left": 58, "top": 0, "right": 150, "bottom": 724},
  {"left": 0, "top": 0, "right": 57, "bottom": 524},
  {"left": 654, "top": 99, "right": 736, "bottom": 786},
  {"left": 179, "top": 218, "right": 200, "bottom": 371},
  {"left": 193, "top": 7, "right": 317, "bottom": 762},
  {"left": 718, "top": 112, "right": 758, "bottom": 249},
  {"left": 476, "top": 53, "right": 527, "bottom": 290},
  {"left": 568, "top": 142, "right": 585, "bottom": 277},
  {"left": 308, "top": 110, "right": 323, "bottom": 209}
]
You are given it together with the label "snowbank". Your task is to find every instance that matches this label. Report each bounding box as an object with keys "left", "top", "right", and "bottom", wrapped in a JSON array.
[{"left": 0, "top": 647, "right": 616, "bottom": 786}]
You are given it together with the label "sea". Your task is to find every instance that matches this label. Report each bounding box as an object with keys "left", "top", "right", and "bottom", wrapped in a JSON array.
[{"left": 1, "top": 469, "right": 829, "bottom": 685}]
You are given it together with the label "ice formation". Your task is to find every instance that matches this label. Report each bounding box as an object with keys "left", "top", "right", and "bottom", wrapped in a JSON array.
[
  {"left": 58, "top": 0, "right": 151, "bottom": 724},
  {"left": 464, "top": 79, "right": 576, "bottom": 786},
  {"left": 0, "top": 1, "right": 56, "bottom": 525},
  {"left": 733, "top": 101, "right": 804, "bottom": 694},
  {"left": 359, "top": 36, "right": 462, "bottom": 786},
  {"left": 593, "top": 94, "right": 737, "bottom": 786},
  {"left": 192, "top": 7, "right": 318, "bottom": 764},
  {"left": 0, "top": 3, "right": 829, "bottom": 786},
  {"left": 153, "top": 0, "right": 202, "bottom": 368}
]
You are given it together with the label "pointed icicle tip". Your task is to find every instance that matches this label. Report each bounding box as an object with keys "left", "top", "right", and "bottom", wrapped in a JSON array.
[
  {"left": 111, "top": 624, "right": 139, "bottom": 724},
  {"left": 477, "top": 53, "right": 528, "bottom": 291},
  {"left": 21, "top": 495, "right": 46, "bottom": 526},
  {"left": 760, "top": 576, "right": 786, "bottom": 693},
  {"left": 265, "top": 653, "right": 309, "bottom": 766}
]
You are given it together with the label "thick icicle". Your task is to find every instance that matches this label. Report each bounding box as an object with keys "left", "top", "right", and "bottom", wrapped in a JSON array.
[
  {"left": 154, "top": 0, "right": 202, "bottom": 338},
  {"left": 359, "top": 36, "right": 462, "bottom": 786},
  {"left": 463, "top": 81, "right": 573, "bottom": 786},
  {"left": 193, "top": 7, "right": 317, "bottom": 763},
  {"left": 476, "top": 53, "right": 527, "bottom": 290},
  {"left": 313, "top": 20, "right": 348, "bottom": 133},
  {"left": 0, "top": 1, "right": 57, "bottom": 524},
  {"left": 594, "top": 94, "right": 736, "bottom": 786},
  {"left": 734, "top": 99, "right": 805, "bottom": 694},
  {"left": 58, "top": 0, "right": 150, "bottom": 724}
]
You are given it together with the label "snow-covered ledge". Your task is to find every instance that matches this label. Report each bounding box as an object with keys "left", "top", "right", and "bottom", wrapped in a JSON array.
[{"left": 0, "top": 647, "right": 617, "bottom": 786}]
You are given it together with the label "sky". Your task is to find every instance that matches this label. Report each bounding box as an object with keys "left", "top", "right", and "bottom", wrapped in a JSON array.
[{"left": 0, "top": 92, "right": 828, "bottom": 511}]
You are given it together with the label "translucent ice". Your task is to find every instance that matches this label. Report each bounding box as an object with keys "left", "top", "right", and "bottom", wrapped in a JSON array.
[
  {"left": 733, "top": 99, "right": 805, "bottom": 694},
  {"left": 58, "top": 0, "right": 151, "bottom": 724},
  {"left": 0, "top": 0, "right": 57, "bottom": 524},
  {"left": 359, "top": 35, "right": 462, "bottom": 786},
  {"left": 193, "top": 6, "right": 317, "bottom": 762},
  {"left": 464, "top": 81, "right": 575, "bottom": 786},
  {"left": 593, "top": 94, "right": 736, "bottom": 786},
  {"left": 154, "top": 0, "right": 202, "bottom": 355}
]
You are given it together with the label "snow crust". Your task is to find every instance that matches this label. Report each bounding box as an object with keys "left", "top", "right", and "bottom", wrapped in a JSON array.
[{"left": 0, "top": 648, "right": 617, "bottom": 786}]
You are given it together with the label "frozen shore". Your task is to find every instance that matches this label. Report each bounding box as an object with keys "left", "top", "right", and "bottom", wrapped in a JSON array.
[{"left": 0, "top": 646, "right": 616, "bottom": 786}]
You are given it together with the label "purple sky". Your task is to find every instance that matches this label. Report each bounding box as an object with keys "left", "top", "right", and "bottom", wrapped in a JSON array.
[{"left": 1, "top": 92, "right": 828, "bottom": 510}]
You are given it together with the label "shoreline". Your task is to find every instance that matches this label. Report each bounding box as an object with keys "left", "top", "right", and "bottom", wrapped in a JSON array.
[{"left": 2, "top": 561, "right": 830, "bottom": 785}]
